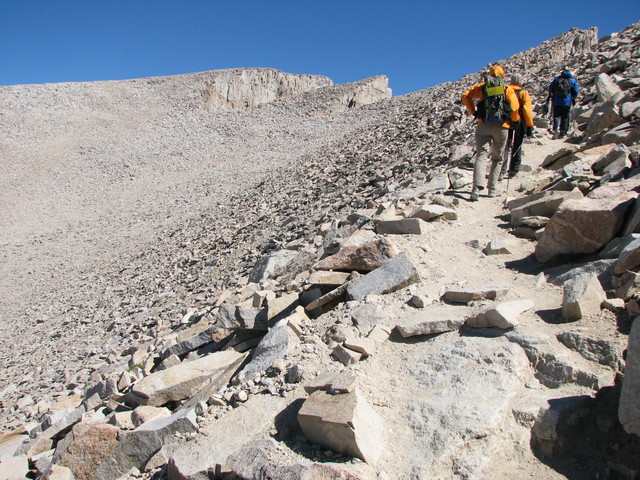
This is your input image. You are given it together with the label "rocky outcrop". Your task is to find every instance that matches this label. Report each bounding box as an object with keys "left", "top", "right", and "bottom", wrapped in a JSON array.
[{"left": 199, "top": 68, "right": 334, "bottom": 110}]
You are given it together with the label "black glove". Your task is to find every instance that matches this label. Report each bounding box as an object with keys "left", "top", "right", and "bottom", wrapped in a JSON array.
[
  {"left": 473, "top": 110, "right": 480, "bottom": 119},
  {"left": 526, "top": 126, "right": 534, "bottom": 137},
  {"left": 542, "top": 104, "right": 549, "bottom": 115},
  {"left": 571, "top": 97, "right": 576, "bottom": 106}
]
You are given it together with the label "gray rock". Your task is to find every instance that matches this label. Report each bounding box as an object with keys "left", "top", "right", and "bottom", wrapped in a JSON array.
[
  {"left": 509, "top": 189, "right": 583, "bottom": 226},
  {"left": 347, "top": 252, "right": 420, "bottom": 301},
  {"left": 620, "top": 317, "right": 640, "bottom": 436},
  {"left": 226, "top": 438, "right": 377, "bottom": 480},
  {"left": 298, "top": 389, "right": 383, "bottom": 464},
  {"left": 410, "top": 204, "right": 457, "bottom": 222},
  {"left": 531, "top": 395, "right": 593, "bottom": 457},
  {"left": 404, "top": 336, "right": 529, "bottom": 478},
  {"left": 350, "top": 303, "right": 390, "bottom": 335},
  {"left": 591, "top": 143, "right": 629, "bottom": 174},
  {"left": 562, "top": 274, "right": 606, "bottom": 320},
  {"left": 615, "top": 271, "right": 640, "bottom": 300},
  {"left": 447, "top": 168, "right": 473, "bottom": 189},
  {"left": 465, "top": 299, "right": 534, "bottom": 329},
  {"left": 167, "top": 395, "right": 285, "bottom": 480},
  {"left": 615, "top": 237, "right": 640, "bottom": 274},
  {"left": 216, "top": 304, "right": 268, "bottom": 331},
  {"left": 483, "top": 238, "right": 511, "bottom": 255},
  {"left": 249, "top": 250, "right": 297, "bottom": 283},
  {"left": 535, "top": 187, "right": 637, "bottom": 264},
  {"left": 596, "top": 73, "right": 623, "bottom": 102},
  {"left": 510, "top": 335, "right": 614, "bottom": 390},
  {"left": 236, "top": 317, "right": 300, "bottom": 381},
  {"left": 556, "top": 331, "right": 625, "bottom": 369},
  {"left": 331, "top": 344, "right": 362, "bottom": 365},
  {"left": 162, "top": 325, "right": 222, "bottom": 358}
]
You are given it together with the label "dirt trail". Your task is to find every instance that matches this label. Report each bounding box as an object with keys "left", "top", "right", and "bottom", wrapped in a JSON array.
[{"left": 338, "top": 133, "right": 623, "bottom": 479}]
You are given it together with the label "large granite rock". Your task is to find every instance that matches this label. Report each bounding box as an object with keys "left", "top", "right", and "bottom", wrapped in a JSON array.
[
  {"left": 509, "top": 190, "right": 584, "bottom": 226},
  {"left": 535, "top": 186, "right": 637, "bottom": 264},
  {"left": 298, "top": 389, "right": 383, "bottom": 464},
  {"left": 404, "top": 336, "right": 530, "bottom": 478},
  {"left": 129, "top": 350, "right": 245, "bottom": 406},
  {"left": 167, "top": 395, "right": 285, "bottom": 480}
]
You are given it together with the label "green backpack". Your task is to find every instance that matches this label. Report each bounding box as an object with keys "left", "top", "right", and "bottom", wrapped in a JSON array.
[{"left": 478, "top": 76, "right": 510, "bottom": 124}]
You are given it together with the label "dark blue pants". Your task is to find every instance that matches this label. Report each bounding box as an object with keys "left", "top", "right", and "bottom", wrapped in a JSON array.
[{"left": 552, "top": 104, "right": 571, "bottom": 134}]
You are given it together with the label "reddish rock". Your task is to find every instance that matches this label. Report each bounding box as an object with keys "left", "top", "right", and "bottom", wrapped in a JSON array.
[
  {"left": 59, "top": 423, "right": 120, "bottom": 480},
  {"left": 314, "top": 237, "right": 397, "bottom": 273}
]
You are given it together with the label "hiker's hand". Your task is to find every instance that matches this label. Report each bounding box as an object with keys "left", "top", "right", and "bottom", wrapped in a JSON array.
[
  {"left": 472, "top": 110, "right": 479, "bottom": 119},
  {"left": 542, "top": 104, "right": 549, "bottom": 115},
  {"left": 526, "top": 126, "right": 534, "bottom": 137},
  {"left": 571, "top": 98, "right": 576, "bottom": 106}
]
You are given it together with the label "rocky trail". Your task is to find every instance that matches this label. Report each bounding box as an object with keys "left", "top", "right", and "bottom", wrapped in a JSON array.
[{"left": 1, "top": 21, "right": 640, "bottom": 480}]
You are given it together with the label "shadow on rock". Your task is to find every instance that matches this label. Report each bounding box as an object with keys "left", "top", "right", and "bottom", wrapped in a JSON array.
[
  {"left": 505, "top": 253, "right": 545, "bottom": 276},
  {"left": 531, "top": 384, "right": 640, "bottom": 480}
]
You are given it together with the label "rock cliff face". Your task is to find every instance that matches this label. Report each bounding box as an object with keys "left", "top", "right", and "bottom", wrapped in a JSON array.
[
  {"left": 1, "top": 21, "right": 640, "bottom": 480},
  {"left": 197, "top": 68, "right": 334, "bottom": 110}
]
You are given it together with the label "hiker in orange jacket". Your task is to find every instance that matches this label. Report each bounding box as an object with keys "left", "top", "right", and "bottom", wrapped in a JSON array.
[
  {"left": 461, "top": 65, "right": 520, "bottom": 200},
  {"left": 500, "top": 73, "right": 535, "bottom": 179}
]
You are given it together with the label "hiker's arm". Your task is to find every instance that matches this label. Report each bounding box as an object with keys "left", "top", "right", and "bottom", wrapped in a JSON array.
[
  {"left": 520, "top": 90, "right": 535, "bottom": 127},
  {"left": 461, "top": 84, "right": 481, "bottom": 116},
  {"left": 506, "top": 87, "right": 520, "bottom": 123}
]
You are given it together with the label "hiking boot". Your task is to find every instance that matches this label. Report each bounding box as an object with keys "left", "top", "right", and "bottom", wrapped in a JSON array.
[
  {"left": 488, "top": 188, "right": 499, "bottom": 198},
  {"left": 508, "top": 171, "right": 518, "bottom": 178},
  {"left": 470, "top": 189, "right": 479, "bottom": 201}
]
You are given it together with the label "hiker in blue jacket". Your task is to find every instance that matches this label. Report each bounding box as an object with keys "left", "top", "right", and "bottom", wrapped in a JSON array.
[{"left": 547, "top": 68, "right": 580, "bottom": 138}]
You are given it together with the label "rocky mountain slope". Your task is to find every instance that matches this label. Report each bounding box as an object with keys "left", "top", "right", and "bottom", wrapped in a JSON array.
[{"left": 1, "top": 21, "right": 640, "bottom": 480}]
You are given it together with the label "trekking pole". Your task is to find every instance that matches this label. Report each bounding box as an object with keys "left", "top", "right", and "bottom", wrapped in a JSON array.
[
  {"left": 500, "top": 128, "right": 513, "bottom": 179},
  {"left": 505, "top": 142, "right": 522, "bottom": 194}
]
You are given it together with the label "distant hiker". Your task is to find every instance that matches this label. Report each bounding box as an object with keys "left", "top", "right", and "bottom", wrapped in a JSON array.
[
  {"left": 500, "top": 74, "right": 535, "bottom": 179},
  {"left": 547, "top": 67, "right": 580, "bottom": 138},
  {"left": 461, "top": 65, "right": 520, "bottom": 201}
]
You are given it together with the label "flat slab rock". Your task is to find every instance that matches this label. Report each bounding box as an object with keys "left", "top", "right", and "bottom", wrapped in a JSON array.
[
  {"left": 396, "top": 305, "right": 470, "bottom": 338},
  {"left": 129, "top": 350, "right": 245, "bottom": 406},
  {"left": 404, "top": 335, "right": 531, "bottom": 478}
]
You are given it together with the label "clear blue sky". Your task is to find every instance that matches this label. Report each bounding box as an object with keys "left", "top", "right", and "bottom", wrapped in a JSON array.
[{"left": 1, "top": 1, "right": 639, "bottom": 96}]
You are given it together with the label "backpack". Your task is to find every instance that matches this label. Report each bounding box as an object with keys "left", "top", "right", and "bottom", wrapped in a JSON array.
[
  {"left": 553, "top": 77, "right": 572, "bottom": 98},
  {"left": 478, "top": 76, "right": 510, "bottom": 124}
]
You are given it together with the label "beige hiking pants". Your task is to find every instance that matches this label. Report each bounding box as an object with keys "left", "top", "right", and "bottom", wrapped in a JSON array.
[{"left": 473, "top": 123, "right": 509, "bottom": 191}]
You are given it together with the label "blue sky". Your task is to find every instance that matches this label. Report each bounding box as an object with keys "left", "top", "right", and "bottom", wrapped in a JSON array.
[{"left": 1, "top": 1, "right": 639, "bottom": 96}]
